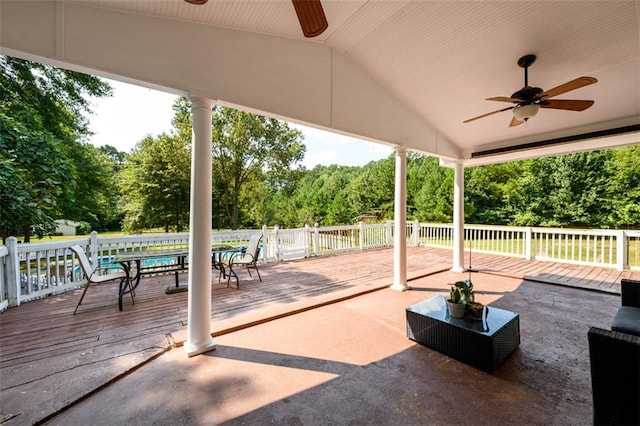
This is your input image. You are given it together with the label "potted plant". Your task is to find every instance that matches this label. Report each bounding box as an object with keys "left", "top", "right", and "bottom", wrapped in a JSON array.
[
  {"left": 446, "top": 283, "right": 466, "bottom": 318},
  {"left": 447, "top": 280, "right": 485, "bottom": 319},
  {"left": 459, "top": 279, "right": 485, "bottom": 319}
]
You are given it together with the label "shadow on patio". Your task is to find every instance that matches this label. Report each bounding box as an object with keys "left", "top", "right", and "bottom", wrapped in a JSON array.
[{"left": 41, "top": 271, "right": 622, "bottom": 425}]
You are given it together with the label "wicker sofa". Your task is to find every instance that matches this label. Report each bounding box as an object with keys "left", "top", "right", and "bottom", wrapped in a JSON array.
[{"left": 588, "top": 278, "right": 640, "bottom": 425}]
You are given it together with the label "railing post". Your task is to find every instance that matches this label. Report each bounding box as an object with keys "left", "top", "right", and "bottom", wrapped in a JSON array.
[
  {"left": 313, "top": 223, "right": 320, "bottom": 256},
  {"left": 525, "top": 227, "right": 533, "bottom": 260},
  {"left": 412, "top": 220, "right": 420, "bottom": 246},
  {"left": 90, "top": 231, "right": 99, "bottom": 268},
  {"left": 386, "top": 220, "right": 393, "bottom": 246},
  {"left": 304, "top": 224, "right": 311, "bottom": 257},
  {"left": 616, "top": 230, "right": 627, "bottom": 271},
  {"left": 359, "top": 221, "right": 365, "bottom": 250},
  {"left": 6, "top": 236, "right": 20, "bottom": 307},
  {"left": 274, "top": 225, "right": 281, "bottom": 262},
  {"left": 261, "top": 224, "right": 268, "bottom": 261}
]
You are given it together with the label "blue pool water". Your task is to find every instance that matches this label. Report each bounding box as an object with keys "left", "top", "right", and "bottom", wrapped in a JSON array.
[{"left": 95, "top": 245, "right": 250, "bottom": 271}]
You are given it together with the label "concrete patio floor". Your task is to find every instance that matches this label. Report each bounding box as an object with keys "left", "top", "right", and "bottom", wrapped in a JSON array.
[{"left": 40, "top": 270, "right": 621, "bottom": 425}]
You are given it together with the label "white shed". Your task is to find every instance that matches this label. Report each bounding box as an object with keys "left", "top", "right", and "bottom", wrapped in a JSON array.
[{"left": 55, "top": 220, "right": 80, "bottom": 236}]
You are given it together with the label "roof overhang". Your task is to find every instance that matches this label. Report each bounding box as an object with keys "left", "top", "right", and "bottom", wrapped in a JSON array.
[{"left": 1, "top": 0, "right": 638, "bottom": 166}]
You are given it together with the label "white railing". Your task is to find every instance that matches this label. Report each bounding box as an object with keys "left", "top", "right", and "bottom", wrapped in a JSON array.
[
  {"left": 466, "top": 225, "right": 528, "bottom": 258},
  {"left": 0, "top": 224, "right": 393, "bottom": 310},
  {"left": 627, "top": 230, "right": 640, "bottom": 271},
  {"left": 1, "top": 222, "right": 638, "bottom": 311},
  {"left": 532, "top": 228, "right": 616, "bottom": 268},
  {"left": 417, "top": 223, "right": 640, "bottom": 271},
  {"left": 418, "top": 223, "right": 455, "bottom": 249},
  {"left": 4, "top": 237, "right": 91, "bottom": 306}
]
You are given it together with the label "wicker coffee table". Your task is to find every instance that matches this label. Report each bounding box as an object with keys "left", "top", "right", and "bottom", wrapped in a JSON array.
[{"left": 406, "top": 295, "right": 520, "bottom": 372}]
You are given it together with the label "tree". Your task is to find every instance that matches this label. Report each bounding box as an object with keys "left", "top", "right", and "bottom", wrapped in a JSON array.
[
  {"left": 0, "top": 55, "right": 112, "bottom": 241},
  {"left": 347, "top": 156, "right": 395, "bottom": 220},
  {"left": 170, "top": 100, "right": 306, "bottom": 230},
  {"left": 512, "top": 152, "right": 613, "bottom": 227},
  {"left": 604, "top": 145, "right": 640, "bottom": 228},
  {"left": 408, "top": 155, "right": 454, "bottom": 223},
  {"left": 212, "top": 107, "right": 305, "bottom": 229},
  {"left": 465, "top": 162, "right": 526, "bottom": 225},
  {"left": 119, "top": 134, "right": 191, "bottom": 232},
  {"left": 0, "top": 105, "right": 68, "bottom": 241},
  {"left": 283, "top": 165, "right": 360, "bottom": 226}
]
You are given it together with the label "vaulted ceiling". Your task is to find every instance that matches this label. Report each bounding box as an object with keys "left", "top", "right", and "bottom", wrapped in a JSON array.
[{"left": 1, "top": 0, "right": 639, "bottom": 166}]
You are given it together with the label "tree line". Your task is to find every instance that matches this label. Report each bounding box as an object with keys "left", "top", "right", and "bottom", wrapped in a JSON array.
[{"left": 2, "top": 57, "right": 639, "bottom": 242}]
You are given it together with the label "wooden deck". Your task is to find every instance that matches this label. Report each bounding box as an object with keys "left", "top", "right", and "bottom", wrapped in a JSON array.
[{"left": 1, "top": 246, "right": 639, "bottom": 425}]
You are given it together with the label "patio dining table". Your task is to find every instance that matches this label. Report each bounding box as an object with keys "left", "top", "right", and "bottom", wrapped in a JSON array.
[{"left": 113, "top": 245, "right": 239, "bottom": 311}]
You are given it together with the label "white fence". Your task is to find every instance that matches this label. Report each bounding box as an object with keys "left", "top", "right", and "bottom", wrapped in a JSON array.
[
  {"left": 417, "top": 224, "right": 640, "bottom": 271},
  {"left": 1, "top": 223, "right": 638, "bottom": 311}
]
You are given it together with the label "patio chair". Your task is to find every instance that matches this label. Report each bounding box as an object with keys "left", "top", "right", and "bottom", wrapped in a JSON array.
[
  {"left": 221, "top": 234, "right": 262, "bottom": 288},
  {"left": 69, "top": 245, "right": 131, "bottom": 315},
  {"left": 587, "top": 278, "right": 640, "bottom": 425}
]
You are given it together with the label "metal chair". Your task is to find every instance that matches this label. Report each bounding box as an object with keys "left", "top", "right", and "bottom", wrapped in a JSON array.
[
  {"left": 222, "top": 234, "right": 262, "bottom": 288},
  {"left": 69, "top": 245, "right": 130, "bottom": 315}
]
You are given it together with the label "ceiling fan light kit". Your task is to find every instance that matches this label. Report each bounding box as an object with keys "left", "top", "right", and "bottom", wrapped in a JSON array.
[
  {"left": 513, "top": 104, "right": 540, "bottom": 121},
  {"left": 464, "top": 54, "right": 597, "bottom": 127}
]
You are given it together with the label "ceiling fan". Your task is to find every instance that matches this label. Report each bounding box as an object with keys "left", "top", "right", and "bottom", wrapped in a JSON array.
[
  {"left": 183, "top": 0, "right": 328, "bottom": 38},
  {"left": 463, "top": 54, "right": 597, "bottom": 127}
]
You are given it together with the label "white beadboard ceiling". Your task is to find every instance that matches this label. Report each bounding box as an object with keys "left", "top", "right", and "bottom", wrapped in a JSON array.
[{"left": 8, "top": 1, "right": 640, "bottom": 163}]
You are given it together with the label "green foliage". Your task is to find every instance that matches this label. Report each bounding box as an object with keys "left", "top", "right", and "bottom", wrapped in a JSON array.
[
  {"left": 465, "top": 161, "right": 525, "bottom": 224},
  {"left": 119, "top": 134, "right": 191, "bottom": 233},
  {"left": 0, "top": 55, "right": 114, "bottom": 241},
  {"left": 61, "top": 142, "right": 123, "bottom": 231},
  {"left": 76, "top": 221, "right": 92, "bottom": 235},
  {"left": 349, "top": 156, "right": 395, "bottom": 221},
  {"left": 449, "top": 285, "right": 462, "bottom": 303},
  {"left": 208, "top": 105, "right": 305, "bottom": 229},
  {"left": 255, "top": 147, "right": 640, "bottom": 230},
  {"left": 449, "top": 280, "right": 474, "bottom": 304},
  {"left": 119, "top": 100, "right": 306, "bottom": 231},
  {"left": 604, "top": 145, "right": 640, "bottom": 228},
  {"left": 409, "top": 155, "right": 454, "bottom": 222},
  {"left": 0, "top": 105, "right": 67, "bottom": 240},
  {"left": 508, "top": 151, "right": 616, "bottom": 227}
]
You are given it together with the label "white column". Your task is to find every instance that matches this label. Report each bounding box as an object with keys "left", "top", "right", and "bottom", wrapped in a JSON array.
[
  {"left": 391, "top": 146, "right": 409, "bottom": 291},
  {"left": 184, "top": 97, "right": 216, "bottom": 357},
  {"left": 451, "top": 160, "right": 465, "bottom": 272}
]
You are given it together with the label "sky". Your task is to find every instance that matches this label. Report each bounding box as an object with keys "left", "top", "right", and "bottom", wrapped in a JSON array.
[{"left": 86, "top": 80, "right": 393, "bottom": 169}]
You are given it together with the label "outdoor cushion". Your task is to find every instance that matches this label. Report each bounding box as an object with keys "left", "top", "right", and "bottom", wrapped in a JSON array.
[{"left": 611, "top": 306, "right": 640, "bottom": 337}]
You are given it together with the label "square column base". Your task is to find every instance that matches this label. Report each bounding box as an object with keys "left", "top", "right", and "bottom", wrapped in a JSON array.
[
  {"left": 390, "top": 282, "right": 410, "bottom": 291},
  {"left": 184, "top": 339, "right": 216, "bottom": 357}
]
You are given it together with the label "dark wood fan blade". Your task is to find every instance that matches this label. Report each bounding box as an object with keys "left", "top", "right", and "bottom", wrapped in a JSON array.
[
  {"left": 184, "top": 0, "right": 208, "bottom": 4},
  {"left": 487, "top": 96, "right": 522, "bottom": 103},
  {"left": 539, "top": 77, "right": 597, "bottom": 99},
  {"left": 292, "top": 0, "right": 328, "bottom": 38},
  {"left": 509, "top": 116, "right": 524, "bottom": 127},
  {"left": 463, "top": 106, "right": 515, "bottom": 123},
  {"left": 541, "top": 99, "right": 594, "bottom": 111}
]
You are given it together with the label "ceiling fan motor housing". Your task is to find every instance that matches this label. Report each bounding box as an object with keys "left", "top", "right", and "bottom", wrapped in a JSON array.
[{"left": 511, "top": 86, "right": 544, "bottom": 103}]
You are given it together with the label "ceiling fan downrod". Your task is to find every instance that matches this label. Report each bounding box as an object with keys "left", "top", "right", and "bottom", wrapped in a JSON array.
[{"left": 518, "top": 54, "right": 536, "bottom": 87}]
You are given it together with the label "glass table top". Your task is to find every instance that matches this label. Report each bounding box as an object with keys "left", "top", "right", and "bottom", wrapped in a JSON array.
[{"left": 406, "top": 295, "right": 518, "bottom": 337}]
